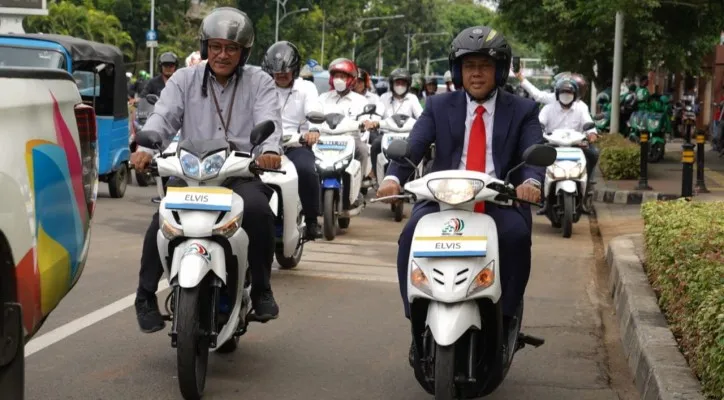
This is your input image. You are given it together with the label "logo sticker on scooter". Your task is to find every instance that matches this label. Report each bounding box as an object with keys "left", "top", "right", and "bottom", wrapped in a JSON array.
[
  {"left": 441, "top": 218, "right": 465, "bottom": 236},
  {"left": 184, "top": 243, "right": 211, "bottom": 263}
]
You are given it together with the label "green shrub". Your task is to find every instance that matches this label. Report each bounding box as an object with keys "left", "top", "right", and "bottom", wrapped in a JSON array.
[
  {"left": 641, "top": 200, "right": 724, "bottom": 399},
  {"left": 597, "top": 133, "right": 640, "bottom": 180}
]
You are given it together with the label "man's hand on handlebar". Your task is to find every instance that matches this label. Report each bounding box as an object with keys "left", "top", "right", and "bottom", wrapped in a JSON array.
[
  {"left": 130, "top": 151, "right": 153, "bottom": 171},
  {"left": 303, "top": 131, "right": 320, "bottom": 145},
  {"left": 257, "top": 153, "right": 282, "bottom": 170},
  {"left": 376, "top": 179, "right": 402, "bottom": 204},
  {"left": 362, "top": 120, "right": 379, "bottom": 131},
  {"left": 515, "top": 183, "right": 541, "bottom": 205},
  {"left": 586, "top": 132, "right": 598, "bottom": 143}
]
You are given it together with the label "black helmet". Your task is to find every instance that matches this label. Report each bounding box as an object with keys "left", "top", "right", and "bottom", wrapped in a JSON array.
[
  {"left": 261, "top": 41, "right": 301, "bottom": 79},
  {"left": 424, "top": 76, "right": 437, "bottom": 85},
  {"left": 449, "top": 26, "right": 512, "bottom": 88},
  {"left": 158, "top": 52, "right": 179, "bottom": 67},
  {"left": 357, "top": 68, "right": 370, "bottom": 82},
  {"left": 554, "top": 77, "right": 579, "bottom": 103},
  {"left": 388, "top": 68, "right": 411, "bottom": 94},
  {"left": 199, "top": 7, "right": 255, "bottom": 67}
]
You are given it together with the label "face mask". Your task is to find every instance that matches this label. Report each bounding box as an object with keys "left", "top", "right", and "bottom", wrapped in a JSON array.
[
  {"left": 393, "top": 85, "right": 407, "bottom": 96},
  {"left": 333, "top": 78, "right": 347, "bottom": 92},
  {"left": 559, "top": 93, "right": 575, "bottom": 105}
]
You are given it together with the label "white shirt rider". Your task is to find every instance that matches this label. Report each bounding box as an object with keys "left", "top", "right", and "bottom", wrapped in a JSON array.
[
  {"left": 274, "top": 77, "right": 322, "bottom": 136},
  {"left": 379, "top": 89, "right": 423, "bottom": 119},
  {"left": 539, "top": 93, "right": 597, "bottom": 136},
  {"left": 518, "top": 75, "right": 590, "bottom": 114}
]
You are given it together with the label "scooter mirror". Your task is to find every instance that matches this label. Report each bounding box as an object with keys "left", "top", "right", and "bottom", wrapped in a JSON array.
[
  {"left": 522, "top": 144, "right": 557, "bottom": 167},
  {"left": 145, "top": 94, "right": 159, "bottom": 105},
  {"left": 306, "top": 111, "right": 325, "bottom": 125},
  {"left": 386, "top": 139, "right": 411, "bottom": 163},
  {"left": 581, "top": 122, "right": 596, "bottom": 131},
  {"left": 250, "top": 120, "right": 276, "bottom": 146},
  {"left": 362, "top": 103, "right": 377, "bottom": 115}
]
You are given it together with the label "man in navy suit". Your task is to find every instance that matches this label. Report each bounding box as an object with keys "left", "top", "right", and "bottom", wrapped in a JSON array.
[{"left": 376, "top": 26, "right": 544, "bottom": 350}]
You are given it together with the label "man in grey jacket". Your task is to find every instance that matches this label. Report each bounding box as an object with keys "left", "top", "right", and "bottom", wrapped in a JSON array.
[{"left": 130, "top": 7, "right": 283, "bottom": 333}]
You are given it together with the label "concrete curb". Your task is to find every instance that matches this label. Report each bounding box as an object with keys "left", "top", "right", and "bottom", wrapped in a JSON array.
[
  {"left": 606, "top": 235, "right": 704, "bottom": 400},
  {"left": 593, "top": 188, "right": 680, "bottom": 204}
]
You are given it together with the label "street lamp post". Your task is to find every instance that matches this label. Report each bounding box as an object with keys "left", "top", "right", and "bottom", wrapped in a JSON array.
[
  {"left": 275, "top": 0, "right": 309, "bottom": 42},
  {"left": 350, "top": 14, "right": 404, "bottom": 62},
  {"left": 406, "top": 32, "right": 448, "bottom": 70},
  {"left": 352, "top": 27, "right": 379, "bottom": 61}
]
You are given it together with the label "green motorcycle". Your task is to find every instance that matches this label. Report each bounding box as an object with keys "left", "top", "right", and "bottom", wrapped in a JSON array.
[{"left": 627, "top": 93, "right": 671, "bottom": 163}]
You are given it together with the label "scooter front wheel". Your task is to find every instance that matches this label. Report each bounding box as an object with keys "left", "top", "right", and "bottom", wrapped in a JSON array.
[
  {"left": 562, "top": 193, "right": 574, "bottom": 238},
  {"left": 323, "top": 190, "right": 337, "bottom": 241},
  {"left": 434, "top": 343, "right": 457, "bottom": 400},
  {"left": 176, "top": 285, "right": 210, "bottom": 400},
  {"left": 394, "top": 202, "right": 404, "bottom": 222}
]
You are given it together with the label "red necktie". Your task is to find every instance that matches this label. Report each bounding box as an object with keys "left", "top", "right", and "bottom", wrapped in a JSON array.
[{"left": 466, "top": 105, "right": 486, "bottom": 213}]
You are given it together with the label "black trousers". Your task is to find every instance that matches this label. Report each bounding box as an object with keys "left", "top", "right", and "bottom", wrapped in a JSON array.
[
  {"left": 370, "top": 135, "right": 383, "bottom": 177},
  {"left": 138, "top": 178, "right": 275, "bottom": 297},
  {"left": 285, "top": 147, "right": 320, "bottom": 223}
]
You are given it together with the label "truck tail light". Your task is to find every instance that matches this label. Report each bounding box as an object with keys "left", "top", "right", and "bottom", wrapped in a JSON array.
[{"left": 74, "top": 104, "right": 98, "bottom": 219}]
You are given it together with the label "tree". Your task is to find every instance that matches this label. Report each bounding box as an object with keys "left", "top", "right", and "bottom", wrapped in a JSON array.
[
  {"left": 24, "top": 1, "right": 134, "bottom": 57},
  {"left": 496, "top": 0, "right": 724, "bottom": 88}
]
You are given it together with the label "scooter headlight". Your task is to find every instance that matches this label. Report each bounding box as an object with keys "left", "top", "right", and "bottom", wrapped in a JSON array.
[
  {"left": 180, "top": 149, "right": 227, "bottom": 180},
  {"left": 316, "top": 154, "right": 352, "bottom": 171},
  {"left": 212, "top": 215, "right": 241, "bottom": 238},
  {"left": 647, "top": 118, "right": 660, "bottom": 131},
  {"left": 410, "top": 260, "right": 431, "bottom": 296},
  {"left": 426, "top": 178, "right": 485, "bottom": 205},
  {"left": 567, "top": 162, "right": 584, "bottom": 179},
  {"left": 466, "top": 260, "right": 495, "bottom": 296},
  {"left": 547, "top": 165, "right": 567, "bottom": 179}
]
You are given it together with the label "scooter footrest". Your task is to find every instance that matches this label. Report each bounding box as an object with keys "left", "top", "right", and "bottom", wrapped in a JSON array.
[{"left": 519, "top": 333, "right": 545, "bottom": 347}]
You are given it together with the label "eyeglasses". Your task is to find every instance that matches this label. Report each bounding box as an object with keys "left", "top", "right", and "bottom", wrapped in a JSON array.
[{"left": 208, "top": 43, "right": 241, "bottom": 55}]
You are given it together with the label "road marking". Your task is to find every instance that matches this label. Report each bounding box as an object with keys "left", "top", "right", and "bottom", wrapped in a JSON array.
[{"left": 24, "top": 281, "right": 170, "bottom": 358}]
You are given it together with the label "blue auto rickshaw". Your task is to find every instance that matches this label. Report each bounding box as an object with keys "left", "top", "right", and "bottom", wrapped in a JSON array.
[{"left": 0, "top": 33, "right": 130, "bottom": 197}]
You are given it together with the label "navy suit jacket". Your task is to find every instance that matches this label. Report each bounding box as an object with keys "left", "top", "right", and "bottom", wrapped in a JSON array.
[{"left": 387, "top": 89, "right": 544, "bottom": 189}]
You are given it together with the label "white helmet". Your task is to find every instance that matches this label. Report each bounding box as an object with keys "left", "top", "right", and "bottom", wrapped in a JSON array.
[
  {"left": 443, "top": 70, "right": 452, "bottom": 83},
  {"left": 185, "top": 51, "right": 202, "bottom": 67}
]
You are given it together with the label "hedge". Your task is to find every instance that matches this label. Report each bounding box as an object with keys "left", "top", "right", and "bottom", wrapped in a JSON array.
[
  {"left": 641, "top": 200, "right": 724, "bottom": 399},
  {"left": 597, "top": 133, "right": 640, "bottom": 180}
]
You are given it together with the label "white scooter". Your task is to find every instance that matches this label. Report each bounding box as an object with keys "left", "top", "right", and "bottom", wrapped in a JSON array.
[
  {"left": 372, "top": 140, "right": 556, "bottom": 400},
  {"left": 135, "top": 121, "right": 282, "bottom": 400},
  {"left": 310, "top": 106, "right": 372, "bottom": 241},
  {"left": 542, "top": 122, "right": 595, "bottom": 238},
  {"left": 376, "top": 113, "right": 418, "bottom": 221}
]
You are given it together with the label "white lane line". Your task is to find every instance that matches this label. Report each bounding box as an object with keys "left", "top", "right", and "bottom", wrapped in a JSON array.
[{"left": 24, "top": 281, "right": 170, "bottom": 358}]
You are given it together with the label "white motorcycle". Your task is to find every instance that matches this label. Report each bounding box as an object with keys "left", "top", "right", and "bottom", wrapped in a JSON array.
[
  {"left": 376, "top": 113, "right": 418, "bottom": 221},
  {"left": 373, "top": 140, "right": 556, "bottom": 400},
  {"left": 542, "top": 122, "right": 595, "bottom": 238},
  {"left": 135, "top": 121, "right": 282, "bottom": 400},
  {"left": 310, "top": 106, "right": 372, "bottom": 240}
]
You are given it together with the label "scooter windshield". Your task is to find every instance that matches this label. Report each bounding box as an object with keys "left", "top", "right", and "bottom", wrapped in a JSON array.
[{"left": 324, "top": 113, "right": 346, "bottom": 130}]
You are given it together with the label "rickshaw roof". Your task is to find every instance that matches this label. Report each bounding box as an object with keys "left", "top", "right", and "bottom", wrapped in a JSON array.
[{"left": 4, "top": 33, "right": 124, "bottom": 65}]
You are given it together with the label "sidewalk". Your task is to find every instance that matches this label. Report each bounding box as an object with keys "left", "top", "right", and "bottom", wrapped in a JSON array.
[{"left": 594, "top": 139, "right": 724, "bottom": 204}]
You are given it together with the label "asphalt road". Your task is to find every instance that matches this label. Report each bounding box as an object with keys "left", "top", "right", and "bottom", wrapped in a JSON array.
[{"left": 23, "top": 182, "right": 638, "bottom": 400}]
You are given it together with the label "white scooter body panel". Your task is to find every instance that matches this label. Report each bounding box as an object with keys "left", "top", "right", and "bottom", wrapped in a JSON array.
[
  {"left": 544, "top": 147, "right": 588, "bottom": 197},
  {"left": 408, "top": 210, "right": 501, "bottom": 345},
  {"left": 260, "top": 155, "right": 302, "bottom": 258}
]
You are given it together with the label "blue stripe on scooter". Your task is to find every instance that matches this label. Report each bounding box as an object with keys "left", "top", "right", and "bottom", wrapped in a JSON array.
[
  {"left": 322, "top": 178, "right": 340, "bottom": 189},
  {"left": 412, "top": 250, "right": 487, "bottom": 258},
  {"left": 164, "top": 203, "right": 232, "bottom": 211}
]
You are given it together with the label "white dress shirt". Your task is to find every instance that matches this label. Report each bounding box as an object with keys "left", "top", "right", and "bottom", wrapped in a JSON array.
[
  {"left": 274, "top": 77, "right": 322, "bottom": 135},
  {"left": 539, "top": 101, "right": 597, "bottom": 134},
  {"left": 318, "top": 90, "right": 370, "bottom": 118},
  {"left": 461, "top": 91, "right": 497, "bottom": 177},
  {"left": 379, "top": 92, "right": 424, "bottom": 119}
]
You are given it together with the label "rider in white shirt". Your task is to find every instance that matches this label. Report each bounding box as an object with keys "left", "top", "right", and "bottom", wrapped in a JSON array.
[
  {"left": 370, "top": 68, "right": 423, "bottom": 181},
  {"left": 318, "top": 58, "right": 377, "bottom": 187},
  {"left": 516, "top": 70, "right": 591, "bottom": 114},
  {"left": 261, "top": 41, "right": 324, "bottom": 239},
  {"left": 538, "top": 77, "right": 599, "bottom": 214},
  {"left": 354, "top": 68, "right": 385, "bottom": 116}
]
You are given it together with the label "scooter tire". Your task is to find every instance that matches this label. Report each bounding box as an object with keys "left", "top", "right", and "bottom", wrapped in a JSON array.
[
  {"left": 562, "top": 193, "right": 574, "bottom": 238},
  {"left": 108, "top": 163, "right": 128, "bottom": 198},
  {"left": 434, "top": 343, "right": 457, "bottom": 400},
  {"left": 136, "top": 171, "right": 153, "bottom": 187},
  {"left": 323, "top": 190, "right": 337, "bottom": 241},
  {"left": 176, "top": 286, "right": 210, "bottom": 400},
  {"left": 394, "top": 202, "right": 404, "bottom": 222},
  {"left": 648, "top": 142, "right": 665, "bottom": 163}
]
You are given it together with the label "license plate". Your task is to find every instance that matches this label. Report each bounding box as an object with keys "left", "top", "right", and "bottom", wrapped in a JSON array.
[
  {"left": 164, "top": 187, "right": 233, "bottom": 212},
  {"left": 412, "top": 236, "right": 487, "bottom": 258}
]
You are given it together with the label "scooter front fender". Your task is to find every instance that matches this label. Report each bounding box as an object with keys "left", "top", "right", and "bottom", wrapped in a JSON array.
[
  {"left": 555, "top": 180, "right": 578, "bottom": 194},
  {"left": 426, "top": 301, "right": 481, "bottom": 346}
]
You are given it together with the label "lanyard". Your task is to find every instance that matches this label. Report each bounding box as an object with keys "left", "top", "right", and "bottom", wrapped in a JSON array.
[{"left": 209, "top": 76, "right": 241, "bottom": 139}]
